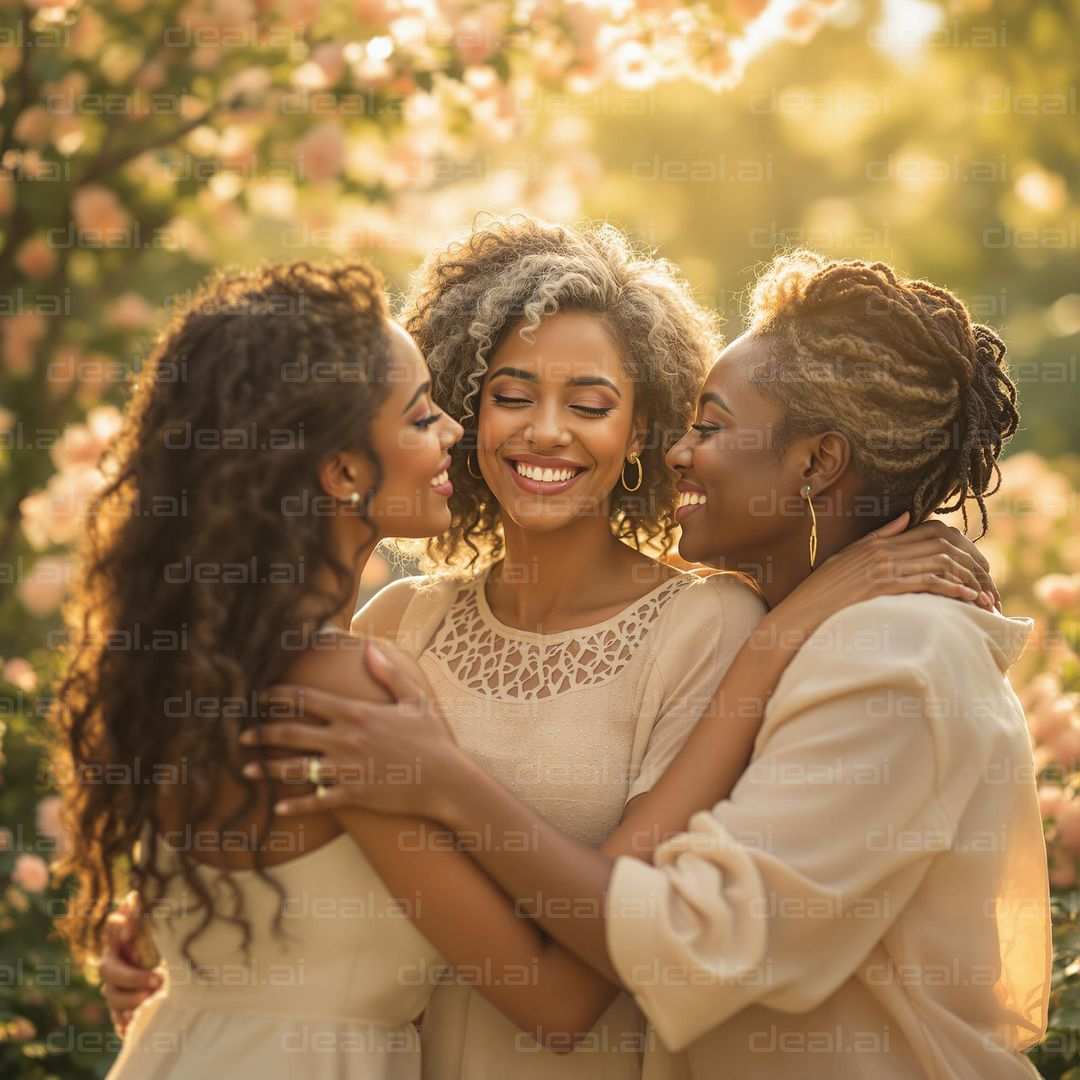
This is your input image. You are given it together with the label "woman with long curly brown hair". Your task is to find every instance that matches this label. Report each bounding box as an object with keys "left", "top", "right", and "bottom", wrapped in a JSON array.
[{"left": 51, "top": 258, "right": 465, "bottom": 1077}]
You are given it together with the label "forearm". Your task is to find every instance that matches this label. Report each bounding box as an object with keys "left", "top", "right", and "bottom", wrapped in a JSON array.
[
  {"left": 330, "top": 805, "right": 619, "bottom": 1046},
  {"left": 434, "top": 755, "right": 620, "bottom": 981},
  {"left": 634, "top": 608, "right": 804, "bottom": 837}
]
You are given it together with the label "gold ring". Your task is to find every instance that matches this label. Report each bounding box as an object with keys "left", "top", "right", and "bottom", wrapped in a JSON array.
[
  {"left": 315, "top": 783, "right": 329, "bottom": 800},
  {"left": 306, "top": 756, "right": 320, "bottom": 786}
]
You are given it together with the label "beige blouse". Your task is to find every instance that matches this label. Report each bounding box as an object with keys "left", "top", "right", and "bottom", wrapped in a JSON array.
[
  {"left": 605, "top": 593, "right": 1053, "bottom": 1080},
  {"left": 361, "top": 567, "right": 767, "bottom": 1080}
]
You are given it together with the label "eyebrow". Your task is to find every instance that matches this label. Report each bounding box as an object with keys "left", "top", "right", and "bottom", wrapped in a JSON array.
[
  {"left": 488, "top": 366, "right": 622, "bottom": 399},
  {"left": 401, "top": 381, "right": 431, "bottom": 415},
  {"left": 700, "top": 391, "right": 733, "bottom": 414}
]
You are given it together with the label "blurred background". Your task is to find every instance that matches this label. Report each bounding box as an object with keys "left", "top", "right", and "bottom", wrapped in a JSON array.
[{"left": 1, "top": 0, "right": 1078, "bottom": 1074}]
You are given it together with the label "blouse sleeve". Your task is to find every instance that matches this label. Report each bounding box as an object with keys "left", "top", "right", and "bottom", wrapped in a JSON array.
[
  {"left": 605, "top": 597, "right": 1008, "bottom": 1052},
  {"left": 624, "top": 573, "right": 767, "bottom": 804}
]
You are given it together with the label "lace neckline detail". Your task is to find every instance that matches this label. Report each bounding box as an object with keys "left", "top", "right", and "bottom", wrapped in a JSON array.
[
  {"left": 427, "top": 571, "right": 694, "bottom": 701},
  {"left": 475, "top": 570, "right": 689, "bottom": 642}
]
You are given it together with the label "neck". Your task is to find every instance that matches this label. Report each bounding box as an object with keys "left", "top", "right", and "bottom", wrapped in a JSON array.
[
  {"left": 304, "top": 537, "right": 377, "bottom": 633},
  {"left": 753, "top": 515, "right": 863, "bottom": 611},
  {"left": 491, "top": 511, "right": 630, "bottom": 624}
]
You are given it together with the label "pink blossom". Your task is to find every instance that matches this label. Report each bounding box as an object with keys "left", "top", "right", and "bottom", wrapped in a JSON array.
[
  {"left": 13, "top": 105, "right": 51, "bottom": 147},
  {"left": 16, "top": 556, "right": 73, "bottom": 616},
  {"left": 36, "top": 795, "right": 70, "bottom": 860},
  {"left": 12, "top": 853, "right": 50, "bottom": 893},
  {"left": 2, "top": 658, "right": 37, "bottom": 693},
  {"left": 1034, "top": 573, "right": 1080, "bottom": 615},
  {"left": 295, "top": 123, "right": 346, "bottom": 183},
  {"left": 72, "top": 185, "right": 132, "bottom": 235},
  {"left": 2, "top": 311, "right": 47, "bottom": 376},
  {"left": 1039, "top": 784, "right": 1065, "bottom": 821},
  {"left": 1049, "top": 846, "right": 1077, "bottom": 889},
  {"left": 105, "top": 293, "right": 155, "bottom": 330}
]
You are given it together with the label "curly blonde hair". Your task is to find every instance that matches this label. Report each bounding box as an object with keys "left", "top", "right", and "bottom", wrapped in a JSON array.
[
  {"left": 747, "top": 250, "right": 1019, "bottom": 535},
  {"left": 400, "top": 214, "right": 721, "bottom": 574}
]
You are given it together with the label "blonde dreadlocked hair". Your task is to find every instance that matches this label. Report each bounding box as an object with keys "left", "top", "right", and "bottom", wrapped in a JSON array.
[{"left": 747, "top": 250, "right": 1019, "bottom": 536}]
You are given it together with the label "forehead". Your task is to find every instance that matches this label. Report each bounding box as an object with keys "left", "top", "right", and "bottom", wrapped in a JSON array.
[{"left": 489, "top": 311, "right": 627, "bottom": 383}]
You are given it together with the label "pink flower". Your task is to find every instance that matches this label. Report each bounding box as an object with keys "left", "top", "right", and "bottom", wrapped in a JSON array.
[
  {"left": 13, "top": 104, "right": 51, "bottom": 146},
  {"left": 295, "top": 123, "right": 346, "bottom": 183},
  {"left": 16, "top": 556, "right": 73, "bottom": 617},
  {"left": 11, "top": 853, "right": 50, "bottom": 893},
  {"left": 1055, "top": 794, "right": 1080, "bottom": 855},
  {"left": 1039, "top": 784, "right": 1065, "bottom": 821},
  {"left": 1034, "top": 573, "right": 1080, "bottom": 615},
  {"left": 2, "top": 658, "right": 37, "bottom": 693},
  {"left": 72, "top": 185, "right": 132, "bottom": 235},
  {"left": 2, "top": 311, "right": 46, "bottom": 376},
  {"left": 1049, "top": 846, "right": 1077, "bottom": 889},
  {"left": 36, "top": 795, "right": 70, "bottom": 860},
  {"left": 105, "top": 293, "right": 155, "bottom": 330}
]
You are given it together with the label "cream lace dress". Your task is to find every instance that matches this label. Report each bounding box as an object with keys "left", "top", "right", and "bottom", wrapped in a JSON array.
[{"left": 386, "top": 567, "right": 767, "bottom": 1080}]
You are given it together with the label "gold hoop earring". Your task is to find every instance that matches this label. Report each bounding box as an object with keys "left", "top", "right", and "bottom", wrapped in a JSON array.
[
  {"left": 467, "top": 451, "right": 483, "bottom": 480},
  {"left": 801, "top": 484, "right": 818, "bottom": 569},
  {"left": 621, "top": 451, "right": 643, "bottom": 493}
]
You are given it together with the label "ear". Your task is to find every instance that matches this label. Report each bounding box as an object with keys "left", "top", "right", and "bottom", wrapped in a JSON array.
[
  {"left": 794, "top": 431, "right": 852, "bottom": 497},
  {"left": 627, "top": 411, "right": 649, "bottom": 458},
  {"left": 318, "top": 450, "right": 370, "bottom": 501}
]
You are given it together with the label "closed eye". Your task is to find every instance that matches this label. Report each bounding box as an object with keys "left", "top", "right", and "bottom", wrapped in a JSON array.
[
  {"left": 492, "top": 394, "right": 532, "bottom": 408},
  {"left": 414, "top": 412, "right": 443, "bottom": 429},
  {"left": 572, "top": 404, "right": 613, "bottom": 418},
  {"left": 691, "top": 422, "right": 723, "bottom": 436}
]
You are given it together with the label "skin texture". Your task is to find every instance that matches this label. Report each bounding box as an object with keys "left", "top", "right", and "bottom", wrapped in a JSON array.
[{"left": 101, "top": 326, "right": 1000, "bottom": 1046}]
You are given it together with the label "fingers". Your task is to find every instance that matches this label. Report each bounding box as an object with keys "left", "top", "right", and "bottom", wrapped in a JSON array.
[
  {"left": 243, "top": 756, "right": 324, "bottom": 784},
  {"left": 867, "top": 511, "right": 911, "bottom": 539},
  {"left": 239, "top": 723, "right": 340, "bottom": 753},
  {"left": 366, "top": 642, "right": 425, "bottom": 706},
  {"left": 886, "top": 571, "right": 981, "bottom": 603},
  {"left": 100, "top": 944, "right": 162, "bottom": 1011},
  {"left": 274, "top": 788, "right": 352, "bottom": 816},
  {"left": 260, "top": 684, "right": 358, "bottom": 725}
]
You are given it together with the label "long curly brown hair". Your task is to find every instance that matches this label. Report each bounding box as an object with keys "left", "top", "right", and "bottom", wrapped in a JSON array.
[
  {"left": 50, "top": 260, "right": 394, "bottom": 964},
  {"left": 398, "top": 214, "right": 722, "bottom": 575},
  {"left": 747, "top": 250, "right": 1019, "bottom": 534}
]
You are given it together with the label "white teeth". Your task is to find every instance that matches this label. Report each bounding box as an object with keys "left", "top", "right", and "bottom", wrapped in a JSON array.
[
  {"left": 678, "top": 491, "right": 707, "bottom": 509},
  {"left": 513, "top": 462, "right": 577, "bottom": 483},
  {"left": 430, "top": 470, "right": 449, "bottom": 487}
]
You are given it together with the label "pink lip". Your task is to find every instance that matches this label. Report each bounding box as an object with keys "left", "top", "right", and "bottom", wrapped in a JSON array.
[
  {"left": 431, "top": 456, "right": 453, "bottom": 498},
  {"left": 504, "top": 457, "right": 588, "bottom": 496},
  {"left": 674, "top": 501, "right": 705, "bottom": 525}
]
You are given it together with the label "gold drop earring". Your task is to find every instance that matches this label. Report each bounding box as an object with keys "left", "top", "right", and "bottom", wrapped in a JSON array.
[
  {"left": 621, "top": 450, "right": 643, "bottom": 492},
  {"left": 801, "top": 484, "right": 818, "bottom": 569}
]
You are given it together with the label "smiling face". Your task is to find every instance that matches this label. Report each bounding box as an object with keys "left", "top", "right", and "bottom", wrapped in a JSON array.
[
  {"left": 365, "top": 321, "right": 464, "bottom": 539},
  {"left": 474, "top": 311, "right": 643, "bottom": 534},
  {"left": 666, "top": 332, "right": 807, "bottom": 571}
]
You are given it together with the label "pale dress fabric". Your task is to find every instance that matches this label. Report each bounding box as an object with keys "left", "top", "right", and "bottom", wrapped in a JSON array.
[
  {"left": 106, "top": 823, "right": 445, "bottom": 1080},
  {"left": 385, "top": 567, "right": 767, "bottom": 1080},
  {"left": 605, "top": 594, "right": 1053, "bottom": 1080}
]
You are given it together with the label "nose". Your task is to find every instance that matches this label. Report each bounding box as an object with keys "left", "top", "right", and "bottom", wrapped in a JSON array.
[
  {"left": 525, "top": 402, "right": 570, "bottom": 449},
  {"left": 665, "top": 428, "right": 693, "bottom": 473},
  {"left": 441, "top": 413, "right": 465, "bottom": 449}
]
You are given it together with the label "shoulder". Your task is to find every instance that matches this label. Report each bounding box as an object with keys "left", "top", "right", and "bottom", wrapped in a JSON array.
[
  {"left": 654, "top": 570, "right": 768, "bottom": 641},
  {"left": 351, "top": 574, "right": 462, "bottom": 643},
  {"left": 770, "top": 593, "right": 998, "bottom": 723}
]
